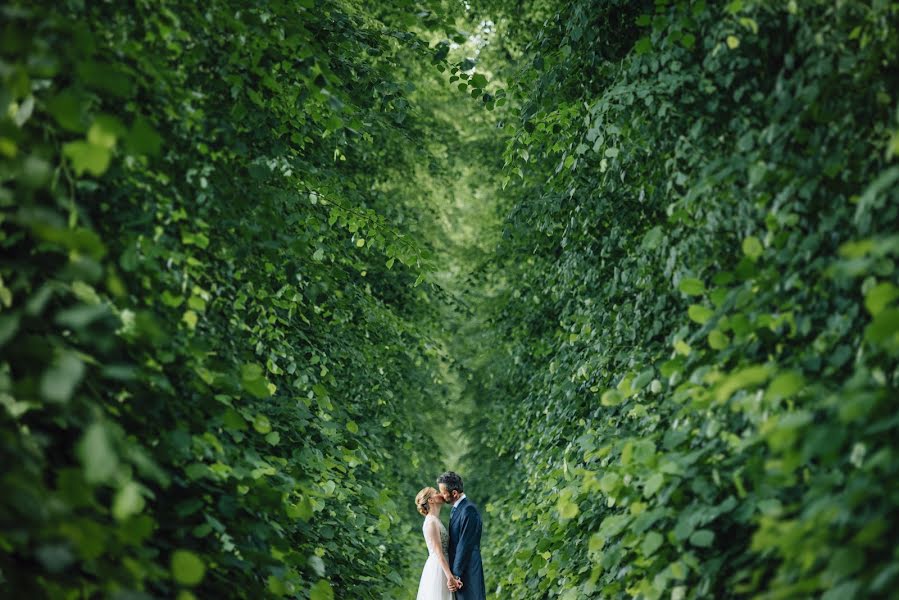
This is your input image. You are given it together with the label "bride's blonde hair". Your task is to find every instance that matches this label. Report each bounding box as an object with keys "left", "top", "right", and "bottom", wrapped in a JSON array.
[{"left": 415, "top": 487, "right": 438, "bottom": 517}]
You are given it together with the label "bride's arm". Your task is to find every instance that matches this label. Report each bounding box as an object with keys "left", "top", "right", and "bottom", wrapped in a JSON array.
[{"left": 425, "top": 519, "right": 455, "bottom": 583}]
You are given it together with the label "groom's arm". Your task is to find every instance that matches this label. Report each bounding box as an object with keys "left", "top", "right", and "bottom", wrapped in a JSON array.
[{"left": 451, "top": 506, "right": 482, "bottom": 578}]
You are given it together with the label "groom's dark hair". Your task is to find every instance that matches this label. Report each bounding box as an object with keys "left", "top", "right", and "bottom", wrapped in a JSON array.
[{"left": 437, "top": 471, "right": 463, "bottom": 493}]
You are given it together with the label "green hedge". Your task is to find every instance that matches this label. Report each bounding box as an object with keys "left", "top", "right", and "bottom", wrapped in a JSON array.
[
  {"left": 466, "top": 1, "right": 899, "bottom": 598},
  {"left": 0, "top": 2, "right": 468, "bottom": 597}
]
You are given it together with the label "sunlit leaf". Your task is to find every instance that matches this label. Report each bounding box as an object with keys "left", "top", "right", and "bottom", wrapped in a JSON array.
[
  {"left": 643, "top": 473, "right": 663, "bottom": 498},
  {"left": 688, "top": 304, "right": 714, "bottom": 324},
  {"left": 678, "top": 278, "right": 705, "bottom": 295},
  {"left": 113, "top": 481, "right": 146, "bottom": 521},
  {"left": 310, "top": 580, "right": 334, "bottom": 600},
  {"left": 77, "top": 423, "right": 118, "bottom": 484},
  {"left": 865, "top": 282, "right": 899, "bottom": 316},
  {"left": 40, "top": 352, "right": 85, "bottom": 403},
  {"left": 742, "top": 236, "right": 763, "bottom": 260},
  {"left": 63, "top": 141, "right": 111, "bottom": 176},
  {"left": 171, "top": 550, "right": 205, "bottom": 586}
]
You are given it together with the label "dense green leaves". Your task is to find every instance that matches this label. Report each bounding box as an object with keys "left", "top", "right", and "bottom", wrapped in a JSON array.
[
  {"left": 459, "top": 0, "right": 899, "bottom": 598},
  {"left": 5, "top": 0, "right": 899, "bottom": 598},
  {"left": 0, "top": 1, "right": 469, "bottom": 597}
]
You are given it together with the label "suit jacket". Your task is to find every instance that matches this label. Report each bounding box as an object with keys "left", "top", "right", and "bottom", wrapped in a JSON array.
[{"left": 448, "top": 497, "right": 486, "bottom": 600}]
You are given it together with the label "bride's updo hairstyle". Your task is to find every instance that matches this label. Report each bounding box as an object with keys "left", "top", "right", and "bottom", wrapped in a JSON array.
[{"left": 415, "top": 487, "right": 437, "bottom": 517}]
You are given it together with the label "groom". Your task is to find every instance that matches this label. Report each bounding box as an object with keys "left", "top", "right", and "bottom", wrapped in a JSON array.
[{"left": 437, "top": 471, "right": 486, "bottom": 600}]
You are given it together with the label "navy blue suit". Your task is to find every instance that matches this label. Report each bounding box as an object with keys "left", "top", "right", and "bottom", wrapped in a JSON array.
[{"left": 448, "top": 497, "right": 486, "bottom": 600}]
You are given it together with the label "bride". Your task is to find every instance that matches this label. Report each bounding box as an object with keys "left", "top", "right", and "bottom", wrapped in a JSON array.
[{"left": 415, "top": 487, "right": 461, "bottom": 600}]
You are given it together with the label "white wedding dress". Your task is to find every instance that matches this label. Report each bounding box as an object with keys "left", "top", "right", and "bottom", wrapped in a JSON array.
[{"left": 416, "top": 514, "right": 455, "bottom": 600}]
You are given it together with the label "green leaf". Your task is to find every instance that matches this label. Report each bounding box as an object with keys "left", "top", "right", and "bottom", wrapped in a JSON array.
[
  {"left": 739, "top": 17, "right": 759, "bottom": 34},
  {"left": 756, "top": 499, "right": 783, "bottom": 516},
  {"left": 643, "top": 473, "right": 664, "bottom": 498},
  {"left": 181, "top": 231, "right": 210, "bottom": 249},
  {"left": 63, "top": 141, "right": 111, "bottom": 176},
  {"left": 187, "top": 296, "right": 206, "bottom": 311},
  {"left": 708, "top": 329, "right": 729, "bottom": 350},
  {"left": 742, "top": 236, "right": 763, "bottom": 260},
  {"left": 161, "top": 290, "right": 184, "bottom": 307},
  {"left": 689, "top": 529, "right": 715, "bottom": 547},
  {"left": 113, "top": 481, "right": 145, "bottom": 521},
  {"left": 678, "top": 278, "right": 705, "bottom": 295},
  {"left": 222, "top": 408, "right": 247, "bottom": 430},
  {"left": 558, "top": 496, "right": 579, "bottom": 520},
  {"left": 171, "top": 550, "right": 206, "bottom": 586},
  {"left": 287, "top": 496, "right": 313, "bottom": 521},
  {"left": 688, "top": 304, "right": 714, "bottom": 324},
  {"left": 600, "top": 472, "right": 621, "bottom": 494},
  {"left": 308, "top": 555, "right": 326, "bottom": 577},
  {"left": 40, "top": 351, "right": 85, "bottom": 403},
  {"left": 242, "top": 363, "right": 271, "bottom": 399},
  {"left": 598, "top": 513, "right": 631, "bottom": 538},
  {"left": 310, "top": 580, "right": 334, "bottom": 600},
  {"left": 125, "top": 117, "right": 163, "bottom": 156},
  {"left": 601, "top": 389, "right": 624, "bottom": 406},
  {"left": 864, "top": 282, "right": 899, "bottom": 316},
  {"left": 346, "top": 420, "right": 359, "bottom": 433},
  {"left": 632, "top": 368, "right": 654, "bottom": 391},
  {"left": 46, "top": 89, "right": 87, "bottom": 132},
  {"left": 469, "top": 73, "right": 488, "bottom": 88},
  {"left": 182, "top": 310, "right": 198, "bottom": 330},
  {"left": 634, "top": 37, "right": 652, "bottom": 54},
  {"left": 87, "top": 116, "right": 123, "bottom": 149},
  {"left": 253, "top": 414, "right": 272, "bottom": 434},
  {"left": 864, "top": 308, "right": 899, "bottom": 347},
  {"left": 641, "top": 226, "right": 664, "bottom": 250},
  {"left": 77, "top": 423, "right": 119, "bottom": 484},
  {"left": 716, "top": 365, "right": 772, "bottom": 402},
  {"left": 55, "top": 303, "right": 109, "bottom": 328},
  {"left": 766, "top": 371, "right": 805, "bottom": 401},
  {"left": 632, "top": 440, "right": 656, "bottom": 464},
  {"left": 641, "top": 531, "right": 664, "bottom": 556},
  {"left": 268, "top": 575, "right": 288, "bottom": 596}
]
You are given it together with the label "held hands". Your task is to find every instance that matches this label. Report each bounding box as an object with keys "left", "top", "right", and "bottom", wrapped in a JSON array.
[{"left": 447, "top": 575, "right": 463, "bottom": 592}]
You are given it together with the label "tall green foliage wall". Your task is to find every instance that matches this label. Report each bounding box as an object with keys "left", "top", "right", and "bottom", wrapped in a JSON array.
[
  {"left": 6, "top": 0, "right": 899, "bottom": 598},
  {"left": 466, "top": 1, "right": 899, "bottom": 598},
  {"left": 0, "top": 1, "right": 469, "bottom": 598}
]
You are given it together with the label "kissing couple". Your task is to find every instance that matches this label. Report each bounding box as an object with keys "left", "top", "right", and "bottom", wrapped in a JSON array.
[{"left": 415, "top": 471, "right": 486, "bottom": 600}]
